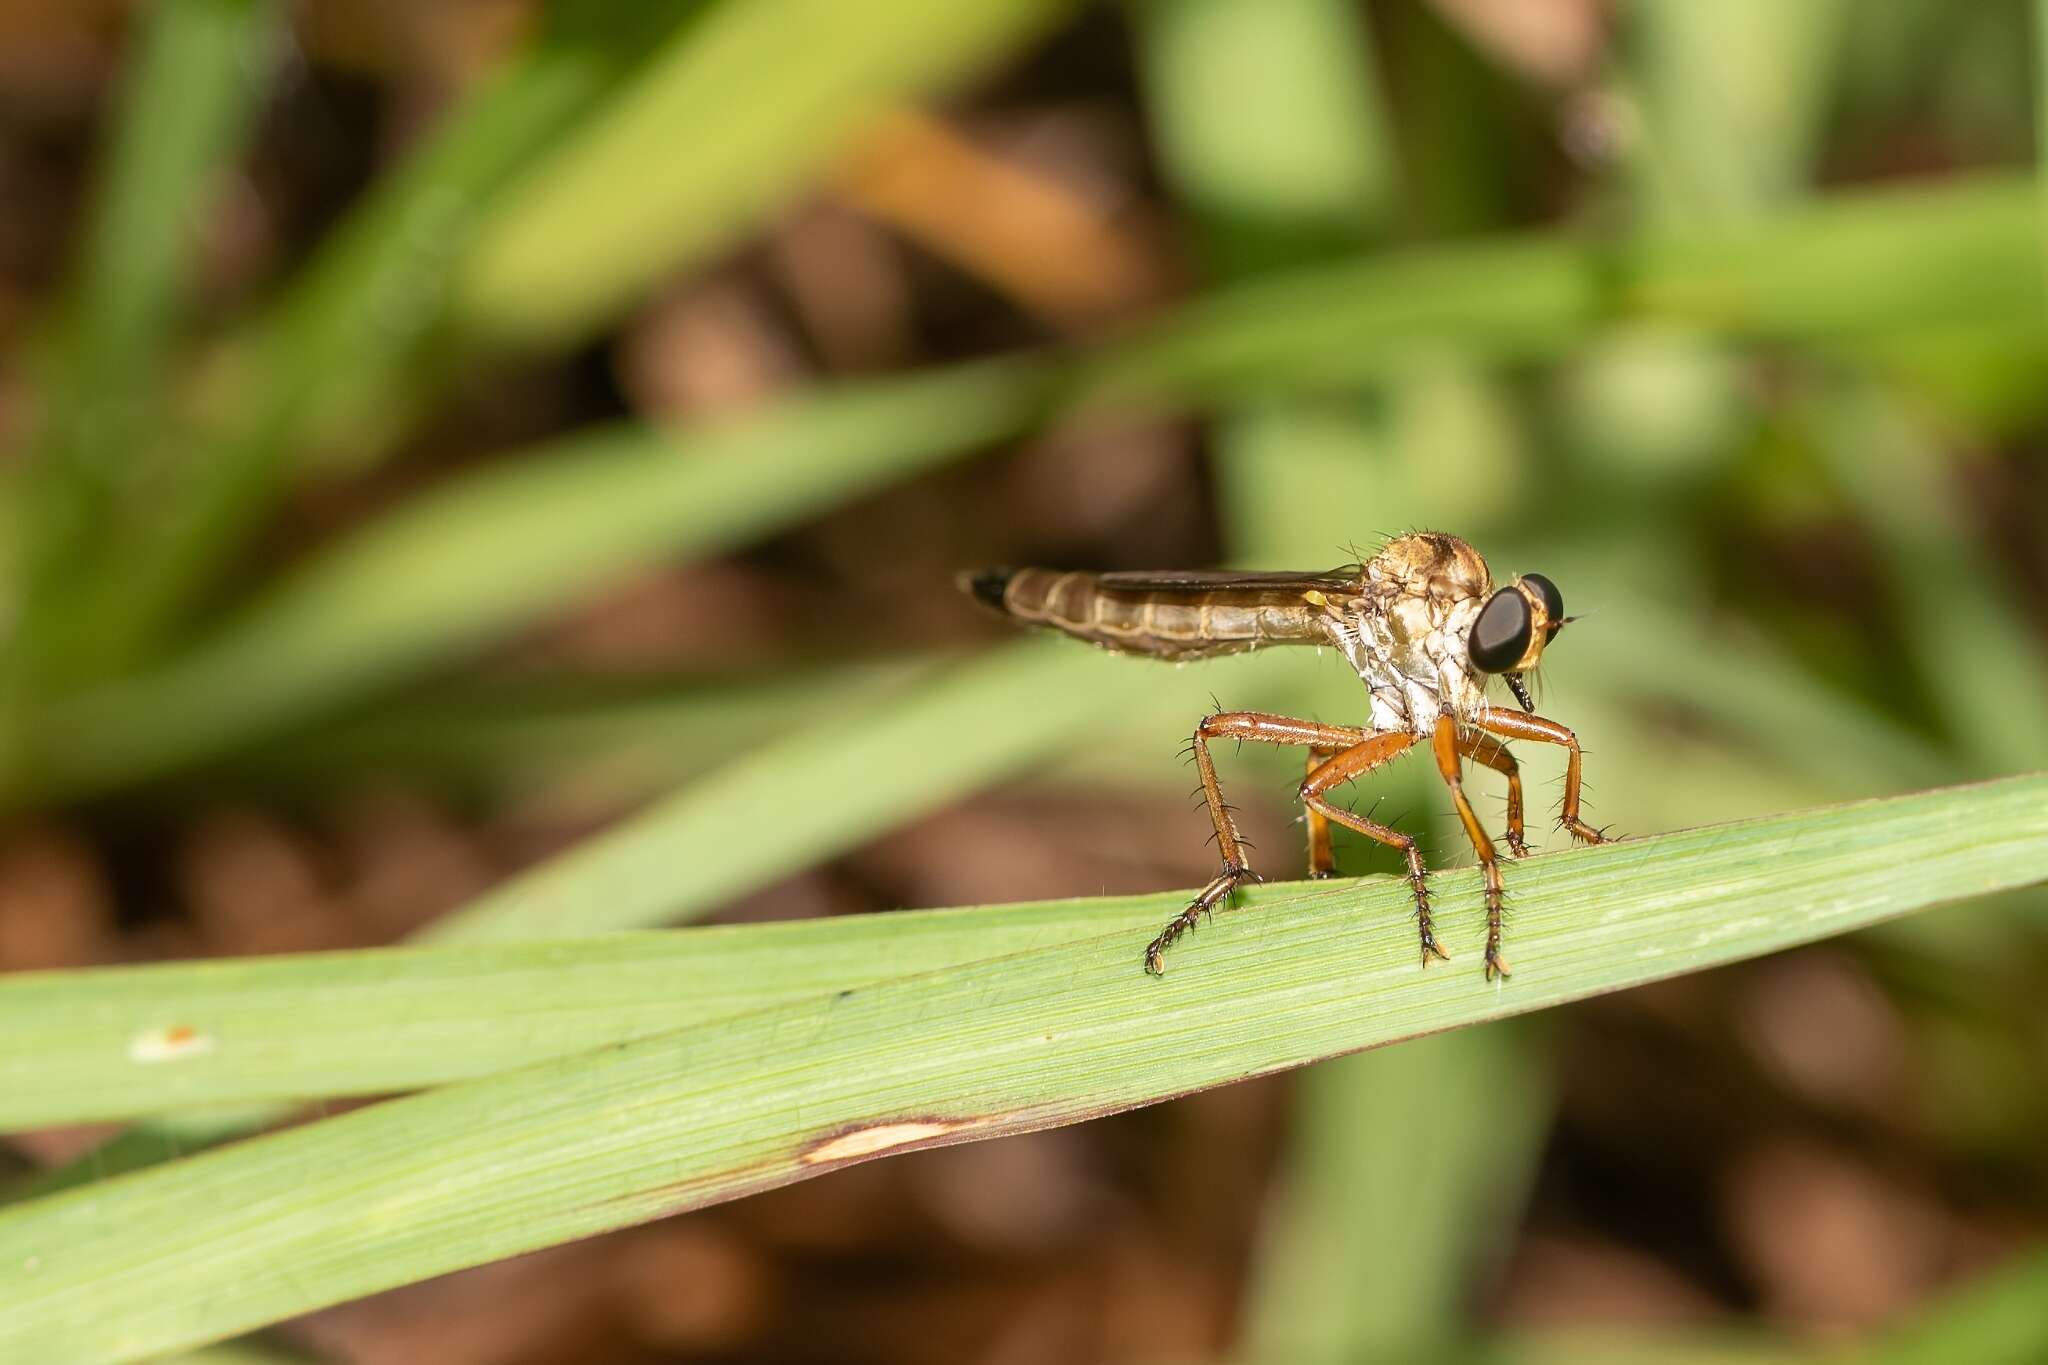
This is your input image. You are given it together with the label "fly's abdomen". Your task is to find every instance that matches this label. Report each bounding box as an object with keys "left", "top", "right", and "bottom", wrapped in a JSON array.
[{"left": 962, "top": 567, "right": 1332, "bottom": 660}]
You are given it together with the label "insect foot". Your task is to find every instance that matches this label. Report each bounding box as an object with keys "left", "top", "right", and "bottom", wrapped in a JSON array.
[{"left": 1144, "top": 864, "right": 1262, "bottom": 974}]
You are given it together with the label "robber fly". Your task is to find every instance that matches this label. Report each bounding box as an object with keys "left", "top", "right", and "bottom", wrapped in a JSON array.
[{"left": 961, "top": 531, "right": 1605, "bottom": 980}]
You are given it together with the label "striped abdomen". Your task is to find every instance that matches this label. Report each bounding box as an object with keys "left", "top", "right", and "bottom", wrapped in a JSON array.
[{"left": 962, "top": 566, "right": 1345, "bottom": 661}]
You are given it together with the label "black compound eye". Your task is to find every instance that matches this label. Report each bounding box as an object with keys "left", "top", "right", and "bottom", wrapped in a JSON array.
[
  {"left": 1522, "top": 572, "right": 1563, "bottom": 625},
  {"left": 1469, "top": 588, "right": 1532, "bottom": 674}
]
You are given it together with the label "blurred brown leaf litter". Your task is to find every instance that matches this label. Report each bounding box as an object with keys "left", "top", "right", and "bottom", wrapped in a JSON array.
[{"left": 4, "top": 0, "right": 2048, "bottom": 1362}]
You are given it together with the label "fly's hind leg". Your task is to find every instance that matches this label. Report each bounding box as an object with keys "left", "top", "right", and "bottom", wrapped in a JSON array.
[
  {"left": 1145, "top": 712, "right": 1370, "bottom": 975},
  {"left": 1298, "top": 732, "right": 1440, "bottom": 964},
  {"left": 1432, "top": 715, "right": 1512, "bottom": 979}
]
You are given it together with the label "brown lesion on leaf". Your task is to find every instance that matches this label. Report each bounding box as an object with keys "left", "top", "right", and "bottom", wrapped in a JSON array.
[{"left": 799, "top": 1118, "right": 974, "bottom": 1165}]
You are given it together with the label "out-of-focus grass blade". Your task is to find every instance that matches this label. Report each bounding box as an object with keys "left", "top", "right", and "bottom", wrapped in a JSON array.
[
  {"left": 1806, "top": 384, "right": 2048, "bottom": 773},
  {"left": 2039, "top": 0, "right": 2048, "bottom": 259},
  {"left": 1139, "top": 0, "right": 1391, "bottom": 258},
  {"left": 1482, "top": 1330, "right": 1815, "bottom": 1365},
  {"left": 172, "top": 1344, "right": 315, "bottom": 1365},
  {"left": 423, "top": 639, "right": 1154, "bottom": 940},
  {"left": 1243, "top": 1027, "right": 1552, "bottom": 1358},
  {"left": 220, "top": 658, "right": 931, "bottom": 797},
  {"left": 10, "top": 175, "right": 2042, "bottom": 807},
  {"left": 1084, "top": 175, "right": 2042, "bottom": 408},
  {"left": 6, "top": 357, "right": 1054, "bottom": 806},
  {"left": 23, "top": 0, "right": 276, "bottom": 544},
  {"left": 0, "top": 776, "right": 2039, "bottom": 1363},
  {"left": 457, "top": 0, "right": 1076, "bottom": 342},
  {"left": 72, "top": 3, "right": 710, "bottom": 673},
  {"left": 1628, "top": 0, "right": 1851, "bottom": 221},
  {"left": 1557, "top": 588, "right": 1955, "bottom": 791},
  {"left": 12, "top": 0, "right": 278, "bottom": 681}
]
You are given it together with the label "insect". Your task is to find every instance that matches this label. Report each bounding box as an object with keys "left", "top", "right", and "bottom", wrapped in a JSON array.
[{"left": 961, "top": 531, "right": 1606, "bottom": 979}]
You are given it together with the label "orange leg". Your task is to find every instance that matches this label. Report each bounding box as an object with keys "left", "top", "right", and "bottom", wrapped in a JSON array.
[
  {"left": 1299, "top": 733, "right": 1443, "bottom": 965},
  {"left": 1457, "top": 730, "right": 1527, "bottom": 858},
  {"left": 1475, "top": 708, "right": 1607, "bottom": 845},
  {"left": 1303, "top": 746, "right": 1340, "bottom": 877},
  {"left": 1144, "top": 712, "right": 1372, "bottom": 975},
  {"left": 1431, "top": 715, "right": 1511, "bottom": 980}
]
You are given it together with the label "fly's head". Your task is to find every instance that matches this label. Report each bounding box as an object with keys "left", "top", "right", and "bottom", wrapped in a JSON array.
[{"left": 1466, "top": 572, "right": 1569, "bottom": 712}]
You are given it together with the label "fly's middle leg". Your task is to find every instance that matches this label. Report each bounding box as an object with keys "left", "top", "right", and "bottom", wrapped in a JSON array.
[
  {"left": 1145, "top": 712, "right": 1369, "bottom": 975},
  {"left": 1299, "top": 732, "right": 1437, "bottom": 964},
  {"left": 1303, "top": 747, "right": 1341, "bottom": 877},
  {"left": 1432, "top": 715, "right": 1511, "bottom": 979},
  {"left": 1456, "top": 730, "right": 1526, "bottom": 857}
]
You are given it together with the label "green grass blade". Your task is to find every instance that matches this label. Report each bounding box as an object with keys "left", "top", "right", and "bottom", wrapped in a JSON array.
[
  {"left": 9, "top": 174, "right": 2042, "bottom": 806},
  {"left": 70, "top": 4, "right": 709, "bottom": 672},
  {"left": 0, "top": 776, "right": 2040, "bottom": 1361},
  {"left": 1874, "top": 1247, "right": 2048, "bottom": 1364},
  {"left": 1084, "top": 174, "right": 2042, "bottom": 407},
  {"left": 219, "top": 658, "right": 931, "bottom": 797},
  {"left": 1482, "top": 1329, "right": 1817, "bottom": 1365},
  {"left": 7, "top": 357, "right": 1054, "bottom": 805},
  {"left": 1806, "top": 384, "right": 2048, "bottom": 772},
  {"left": 1629, "top": 0, "right": 1851, "bottom": 221},
  {"left": 170, "top": 1344, "right": 315, "bottom": 1365},
  {"left": 0, "top": 877, "right": 1170, "bottom": 1130},
  {"left": 1138, "top": 0, "right": 1393, "bottom": 260},
  {"left": 422, "top": 639, "right": 1156, "bottom": 941},
  {"left": 456, "top": 0, "right": 1074, "bottom": 342},
  {"left": 11, "top": 0, "right": 279, "bottom": 685},
  {"left": 7, "top": 1113, "right": 264, "bottom": 1203},
  {"left": 1243, "top": 1027, "right": 1552, "bottom": 1357},
  {"left": 25, "top": 0, "right": 276, "bottom": 519}
]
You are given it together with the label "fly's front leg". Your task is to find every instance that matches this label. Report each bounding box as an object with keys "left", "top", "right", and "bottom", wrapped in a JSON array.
[
  {"left": 1304, "top": 747, "right": 1340, "bottom": 877},
  {"left": 1457, "top": 730, "right": 1526, "bottom": 857},
  {"left": 1432, "top": 715, "right": 1510, "bottom": 980},
  {"left": 1299, "top": 733, "right": 1440, "bottom": 964},
  {"left": 1145, "top": 712, "right": 1368, "bottom": 975},
  {"left": 1476, "top": 708, "right": 1607, "bottom": 845}
]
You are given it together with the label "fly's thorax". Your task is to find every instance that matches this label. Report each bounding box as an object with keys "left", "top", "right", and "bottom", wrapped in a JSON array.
[
  {"left": 1346, "top": 570, "right": 1492, "bottom": 734},
  {"left": 1368, "top": 532, "right": 1493, "bottom": 603}
]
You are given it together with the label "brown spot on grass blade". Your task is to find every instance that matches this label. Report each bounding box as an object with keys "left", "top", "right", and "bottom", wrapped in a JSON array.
[{"left": 801, "top": 1119, "right": 972, "bottom": 1165}]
